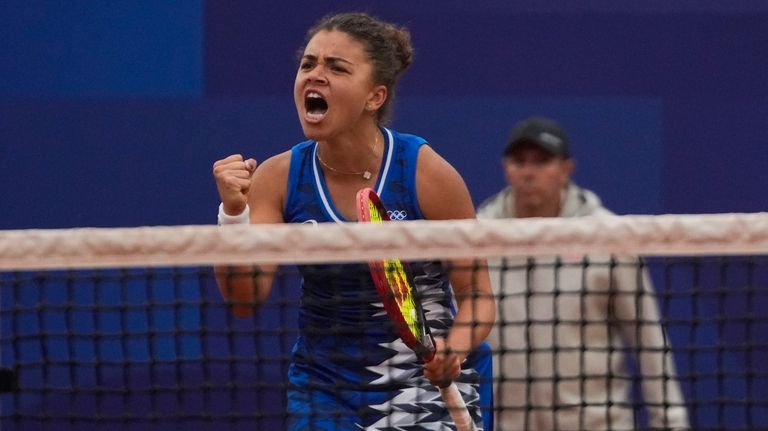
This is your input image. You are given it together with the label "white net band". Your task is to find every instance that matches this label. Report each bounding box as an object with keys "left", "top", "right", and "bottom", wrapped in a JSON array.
[{"left": 1, "top": 212, "right": 767, "bottom": 270}]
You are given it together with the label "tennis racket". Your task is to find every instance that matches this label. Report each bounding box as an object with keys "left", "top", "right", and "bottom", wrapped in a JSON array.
[{"left": 356, "top": 187, "right": 476, "bottom": 431}]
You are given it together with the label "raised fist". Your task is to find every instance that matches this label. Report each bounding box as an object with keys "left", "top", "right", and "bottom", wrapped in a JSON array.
[{"left": 212, "top": 154, "right": 257, "bottom": 215}]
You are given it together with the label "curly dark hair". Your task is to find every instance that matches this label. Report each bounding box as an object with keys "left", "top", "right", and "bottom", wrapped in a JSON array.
[{"left": 299, "top": 12, "right": 414, "bottom": 124}]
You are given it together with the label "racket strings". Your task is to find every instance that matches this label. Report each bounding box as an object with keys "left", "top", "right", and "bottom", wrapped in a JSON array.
[
  {"left": 382, "top": 259, "right": 421, "bottom": 340},
  {"left": 369, "top": 200, "right": 423, "bottom": 343}
]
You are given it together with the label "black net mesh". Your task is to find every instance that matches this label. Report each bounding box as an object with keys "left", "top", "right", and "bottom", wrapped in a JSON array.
[{"left": 1, "top": 217, "right": 768, "bottom": 430}]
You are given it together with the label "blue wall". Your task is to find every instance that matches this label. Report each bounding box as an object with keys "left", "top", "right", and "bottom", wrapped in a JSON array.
[
  {"left": 2, "top": 1, "right": 766, "bottom": 229},
  {"left": 2, "top": 1, "right": 767, "bottom": 429}
]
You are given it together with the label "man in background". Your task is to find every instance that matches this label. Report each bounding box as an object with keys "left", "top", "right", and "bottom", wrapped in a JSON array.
[{"left": 477, "top": 116, "right": 689, "bottom": 430}]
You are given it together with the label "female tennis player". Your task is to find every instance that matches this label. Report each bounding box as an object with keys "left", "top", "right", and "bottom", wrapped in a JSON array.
[{"left": 212, "top": 12, "right": 494, "bottom": 430}]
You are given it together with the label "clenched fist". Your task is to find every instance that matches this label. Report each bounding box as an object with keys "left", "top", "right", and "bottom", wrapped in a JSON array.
[{"left": 213, "top": 154, "right": 257, "bottom": 215}]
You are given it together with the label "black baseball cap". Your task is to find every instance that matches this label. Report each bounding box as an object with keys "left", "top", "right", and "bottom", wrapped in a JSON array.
[{"left": 504, "top": 116, "right": 571, "bottom": 158}]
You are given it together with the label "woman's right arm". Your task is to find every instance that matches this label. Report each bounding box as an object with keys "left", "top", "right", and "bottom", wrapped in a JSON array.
[{"left": 212, "top": 152, "right": 290, "bottom": 318}]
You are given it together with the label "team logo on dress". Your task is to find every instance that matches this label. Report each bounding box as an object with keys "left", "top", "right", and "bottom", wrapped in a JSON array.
[{"left": 387, "top": 210, "right": 407, "bottom": 220}]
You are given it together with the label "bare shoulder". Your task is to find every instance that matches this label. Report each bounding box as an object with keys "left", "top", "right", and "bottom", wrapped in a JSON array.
[
  {"left": 254, "top": 150, "right": 290, "bottom": 174},
  {"left": 416, "top": 144, "right": 476, "bottom": 220},
  {"left": 248, "top": 150, "right": 292, "bottom": 222}
]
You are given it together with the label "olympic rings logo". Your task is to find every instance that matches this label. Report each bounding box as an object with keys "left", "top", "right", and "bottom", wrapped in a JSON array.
[{"left": 387, "top": 210, "right": 408, "bottom": 220}]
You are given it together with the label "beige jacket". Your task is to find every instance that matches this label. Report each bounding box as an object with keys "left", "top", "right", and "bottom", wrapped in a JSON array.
[{"left": 477, "top": 183, "right": 689, "bottom": 430}]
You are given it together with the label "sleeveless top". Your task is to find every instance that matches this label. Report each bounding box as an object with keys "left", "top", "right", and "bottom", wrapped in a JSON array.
[{"left": 283, "top": 127, "right": 455, "bottom": 389}]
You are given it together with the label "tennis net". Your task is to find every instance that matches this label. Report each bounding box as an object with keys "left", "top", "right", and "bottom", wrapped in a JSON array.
[{"left": 1, "top": 213, "right": 767, "bottom": 430}]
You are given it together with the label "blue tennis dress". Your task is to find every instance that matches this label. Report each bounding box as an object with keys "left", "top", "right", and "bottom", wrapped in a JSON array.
[{"left": 283, "top": 128, "right": 484, "bottom": 430}]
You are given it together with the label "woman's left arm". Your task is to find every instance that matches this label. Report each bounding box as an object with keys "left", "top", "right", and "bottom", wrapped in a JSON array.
[{"left": 416, "top": 145, "right": 496, "bottom": 365}]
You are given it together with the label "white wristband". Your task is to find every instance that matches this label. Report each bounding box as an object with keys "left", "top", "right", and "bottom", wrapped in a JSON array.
[{"left": 217, "top": 203, "right": 250, "bottom": 225}]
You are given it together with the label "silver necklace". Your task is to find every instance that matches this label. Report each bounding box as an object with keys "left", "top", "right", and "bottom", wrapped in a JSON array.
[{"left": 316, "top": 134, "right": 378, "bottom": 180}]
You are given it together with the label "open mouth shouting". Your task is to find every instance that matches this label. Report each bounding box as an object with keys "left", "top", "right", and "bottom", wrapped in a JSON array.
[{"left": 304, "top": 91, "right": 328, "bottom": 123}]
